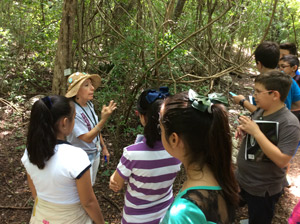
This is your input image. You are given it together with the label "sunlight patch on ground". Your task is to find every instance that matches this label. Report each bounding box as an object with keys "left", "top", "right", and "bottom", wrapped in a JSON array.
[{"left": 290, "top": 175, "right": 300, "bottom": 198}]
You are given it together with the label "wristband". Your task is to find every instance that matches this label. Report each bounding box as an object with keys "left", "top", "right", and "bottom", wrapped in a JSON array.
[{"left": 239, "top": 99, "right": 246, "bottom": 107}]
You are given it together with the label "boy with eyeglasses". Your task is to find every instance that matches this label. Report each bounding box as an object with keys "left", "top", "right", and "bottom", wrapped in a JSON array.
[
  {"left": 279, "top": 42, "right": 300, "bottom": 76},
  {"left": 233, "top": 41, "right": 300, "bottom": 111},
  {"left": 236, "top": 70, "right": 300, "bottom": 224},
  {"left": 278, "top": 55, "right": 300, "bottom": 86}
]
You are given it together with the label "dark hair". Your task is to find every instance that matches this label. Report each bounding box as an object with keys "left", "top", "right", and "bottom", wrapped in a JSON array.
[
  {"left": 255, "top": 70, "right": 292, "bottom": 102},
  {"left": 254, "top": 41, "right": 280, "bottom": 69},
  {"left": 26, "top": 95, "right": 74, "bottom": 169},
  {"left": 137, "top": 89, "right": 167, "bottom": 148},
  {"left": 160, "top": 91, "right": 239, "bottom": 207},
  {"left": 280, "top": 55, "right": 299, "bottom": 69},
  {"left": 280, "top": 42, "right": 298, "bottom": 56}
]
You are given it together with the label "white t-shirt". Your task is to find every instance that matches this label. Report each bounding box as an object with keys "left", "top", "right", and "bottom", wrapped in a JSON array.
[
  {"left": 21, "top": 143, "right": 91, "bottom": 204},
  {"left": 67, "top": 102, "right": 99, "bottom": 154}
]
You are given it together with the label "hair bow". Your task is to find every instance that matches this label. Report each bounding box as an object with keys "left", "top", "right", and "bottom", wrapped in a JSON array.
[
  {"left": 146, "top": 87, "right": 170, "bottom": 103},
  {"left": 188, "top": 89, "right": 228, "bottom": 113},
  {"left": 42, "top": 96, "right": 52, "bottom": 109}
]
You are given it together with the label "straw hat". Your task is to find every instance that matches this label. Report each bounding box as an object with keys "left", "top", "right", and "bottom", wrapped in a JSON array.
[{"left": 65, "top": 72, "right": 101, "bottom": 98}]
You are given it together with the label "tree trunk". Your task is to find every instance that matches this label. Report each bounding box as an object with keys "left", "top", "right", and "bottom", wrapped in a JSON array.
[
  {"left": 164, "top": 0, "right": 175, "bottom": 31},
  {"left": 173, "top": 0, "right": 187, "bottom": 21},
  {"left": 52, "top": 0, "right": 77, "bottom": 95}
]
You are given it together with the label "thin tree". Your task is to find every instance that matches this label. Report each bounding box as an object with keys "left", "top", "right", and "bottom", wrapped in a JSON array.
[{"left": 52, "top": 0, "right": 77, "bottom": 95}]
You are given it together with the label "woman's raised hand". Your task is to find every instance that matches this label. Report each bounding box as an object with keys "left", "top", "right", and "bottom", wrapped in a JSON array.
[{"left": 101, "top": 100, "right": 117, "bottom": 120}]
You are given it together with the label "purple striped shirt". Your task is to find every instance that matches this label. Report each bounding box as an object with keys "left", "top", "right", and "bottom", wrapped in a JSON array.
[{"left": 116, "top": 137, "right": 181, "bottom": 224}]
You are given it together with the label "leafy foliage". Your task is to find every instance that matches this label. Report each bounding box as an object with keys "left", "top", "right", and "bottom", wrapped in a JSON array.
[{"left": 0, "top": 0, "right": 62, "bottom": 99}]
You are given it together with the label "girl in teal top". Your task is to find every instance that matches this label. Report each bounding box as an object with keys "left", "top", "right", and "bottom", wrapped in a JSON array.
[{"left": 159, "top": 90, "right": 239, "bottom": 224}]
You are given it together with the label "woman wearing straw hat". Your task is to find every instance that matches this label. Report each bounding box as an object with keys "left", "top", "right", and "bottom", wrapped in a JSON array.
[{"left": 66, "top": 72, "right": 117, "bottom": 186}]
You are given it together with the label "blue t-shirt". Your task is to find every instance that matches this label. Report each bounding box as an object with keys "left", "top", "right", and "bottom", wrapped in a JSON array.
[
  {"left": 285, "top": 79, "right": 300, "bottom": 109},
  {"left": 296, "top": 70, "right": 300, "bottom": 76},
  {"left": 253, "top": 79, "right": 300, "bottom": 110}
]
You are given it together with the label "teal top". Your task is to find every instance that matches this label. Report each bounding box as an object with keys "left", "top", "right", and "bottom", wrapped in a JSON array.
[{"left": 160, "top": 186, "right": 223, "bottom": 224}]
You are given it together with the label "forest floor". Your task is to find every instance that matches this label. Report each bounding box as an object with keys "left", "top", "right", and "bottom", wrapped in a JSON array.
[{"left": 0, "top": 72, "right": 300, "bottom": 223}]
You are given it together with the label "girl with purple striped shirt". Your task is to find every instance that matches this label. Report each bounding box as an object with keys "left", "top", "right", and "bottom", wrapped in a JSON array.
[{"left": 109, "top": 87, "right": 181, "bottom": 224}]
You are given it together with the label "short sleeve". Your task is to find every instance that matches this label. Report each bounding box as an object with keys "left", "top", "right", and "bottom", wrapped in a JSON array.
[
  {"left": 21, "top": 149, "right": 29, "bottom": 166},
  {"left": 278, "top": 124, "right": 300, "bottom": 156},
  {"left": 72, "top": 113, "right": 90, "bottom": 138},
  {"left": 116, "top": 148, "right": 133, "bottom": 181},
  {"left": 291, "top": 79, "right": 300, "bottom": 103},
  {"left": 160, "top": 198, "right": 208, "bottom": 224},
  {"left": 66, "top": 146, "right": 91, "bottom": 179}
]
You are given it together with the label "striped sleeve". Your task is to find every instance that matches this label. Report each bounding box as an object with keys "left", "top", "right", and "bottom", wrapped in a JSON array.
[{"left": 116, "top": 147, "right": 133, "bottom": 181}]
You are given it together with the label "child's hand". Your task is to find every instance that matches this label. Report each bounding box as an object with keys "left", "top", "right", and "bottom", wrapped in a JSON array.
[
  {"left": 238, "top": 115, "right": 260, "bottom": 136},
  {"left": 235, "top": 127, "right": 245, "bottom": 141},
  {"left": 101, "top": 100, "right": 117, "bottom": 120},
  {"left": 109, "top": 176, "right": 120, "bottom": 192}
]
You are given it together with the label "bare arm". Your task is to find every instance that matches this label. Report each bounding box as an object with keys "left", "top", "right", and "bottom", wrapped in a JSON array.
[
  {"left": 291, "top": 100, "right": 300, "bottom": 110},
  {"left": 239, "top": 116, "right": 292, "bottom": 168},
  {"left": 78, "top": 118, "right": 108, "bottom": 143},
  {"left": 27, "top": 173, "right": 37, "bottom": 199},
  {"left": 76, "top": 170, "right": 105, "bottom": 224},
  {"left": 79, "top": 100, "right": 117, "bottom": 143},
  {"left": 109, "top": 170, "right": 125, "bottom": 192},
  {"left": 233, "top": 95, "right": 257, "bottom": 113},
  {"left": 100, "top": 134, "right": 110, "bottom": 163}
]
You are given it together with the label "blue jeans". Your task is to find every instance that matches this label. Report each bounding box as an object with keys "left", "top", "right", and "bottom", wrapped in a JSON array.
[{"left": 240, "top": 188, "right": 282, "bottom": 224}]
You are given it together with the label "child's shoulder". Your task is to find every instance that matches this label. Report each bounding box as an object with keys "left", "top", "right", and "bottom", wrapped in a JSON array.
[
  {"left": 256, "top": 107, "right": 299, "bottom": 127},
  {"left": 272, "top": 107, "right": 300, "bottom": 127},
  {"left": 58, "top": 143, "right": 87, "bottom": 156},
  {"left": 125, "top": 140, "right": 147, "bottom": 152}
]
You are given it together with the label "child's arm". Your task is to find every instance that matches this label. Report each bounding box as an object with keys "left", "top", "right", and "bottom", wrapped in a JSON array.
[
  {"left": 27, "top": 173, "right": 37, "bottom": 199},
  {"left": 109, "top": 170, "right": 125, "bottom": 192},
  {"left": 238, "top": 116, "right": 292, "bottom": 168},
  {"left": 291, "top": 100, "right": 300, "bottom": 110},
  {"left": 233, "top": 95, "right": 257, "bottom": 113},
  {"left": 76, "top": 170, "right": 105, "bottom": 224}
]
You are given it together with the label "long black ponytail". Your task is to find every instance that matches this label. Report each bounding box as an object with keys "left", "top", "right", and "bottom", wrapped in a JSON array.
[
  {"left": 26, "top": 95, "right": 73, "bottom": 169},
  {"left": 136, "top": 87, "right": 169, "bottom": 148}
]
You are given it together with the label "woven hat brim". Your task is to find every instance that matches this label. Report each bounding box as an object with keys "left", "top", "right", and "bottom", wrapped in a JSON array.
[{"left": 65, "top": 74, "right": 101, "bottom": 98}]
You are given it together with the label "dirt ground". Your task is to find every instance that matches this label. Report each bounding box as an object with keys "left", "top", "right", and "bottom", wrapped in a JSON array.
[{"left": 0, "top": 73, "right": 300, "bottom": 223}]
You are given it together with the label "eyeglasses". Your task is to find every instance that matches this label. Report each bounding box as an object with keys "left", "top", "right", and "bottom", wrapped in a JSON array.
[
  {"left": 253, "top": 90, "right": 274, "bottom": 96},
  {"left": 278, "top": 64, "right": 291, "bottom": 69}
]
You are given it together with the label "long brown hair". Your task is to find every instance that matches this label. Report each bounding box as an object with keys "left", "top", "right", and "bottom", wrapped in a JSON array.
[{"left": 160, "top": 91, "right": 239, "bottom": 207}]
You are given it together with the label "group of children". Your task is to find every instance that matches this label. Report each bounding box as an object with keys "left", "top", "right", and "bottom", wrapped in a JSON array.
[
  {"left": 233, "top": 41, "right": 300, "bottom": 224},
  {"left": 21, "top": 41, "right": 300, "bottom": 224}
]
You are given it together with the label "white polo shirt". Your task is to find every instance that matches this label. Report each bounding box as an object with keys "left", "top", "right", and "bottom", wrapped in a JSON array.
[{"left": 21, "top": 143, "right": 91, "bottom": 204}]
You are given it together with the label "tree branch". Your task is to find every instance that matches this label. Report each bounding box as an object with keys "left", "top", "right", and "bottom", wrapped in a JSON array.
[
  {"left": 144, "top": 0, "right": 232, "bottom": 76},
  {"left": 260, "top": 0, "right": 278, "bottom": 43}
]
